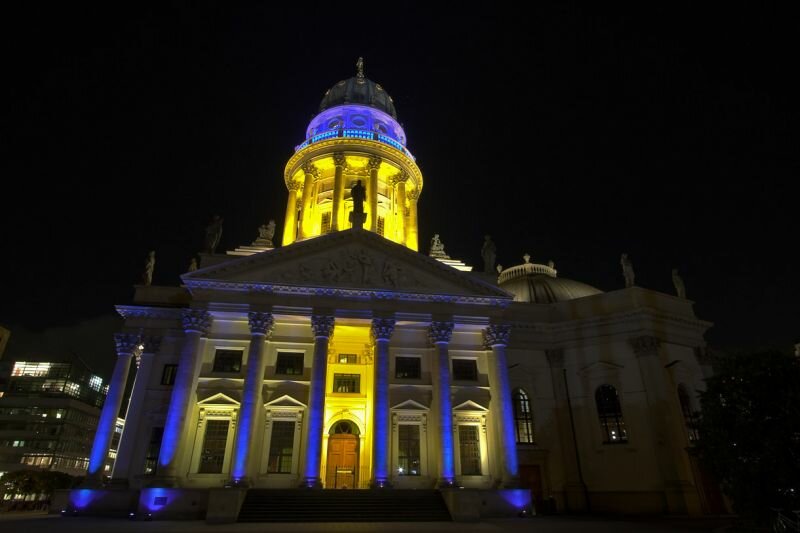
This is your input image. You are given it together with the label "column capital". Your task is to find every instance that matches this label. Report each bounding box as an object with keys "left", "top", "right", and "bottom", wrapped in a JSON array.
[
  {"left": 141, "top": 335, "right": 163, "bottom": 354},
  {"left": 287, "top": 180, "right": 302, "bottom": 192},
  {"left": 248, "top": 311, "right": 275, "bottom": 337},
  {"left": 114, "top": 333, "right": 141, "bottom": 357},
  {"left": 390, "top": 171, "right": 408, "bottom": 186},
  {"left": 407, "top": 189, "right": 419, "bottom": 201},
  {"left": 367, "top": 156, "right": 382, "bottom": 171},
  {"left": 371, "top": 317, "right": 396, "bottom": 342},
  {"left": 311, "top": 315, "right": 335, "bottom": 338},
  {"left": 483, "top": 324, "right": 511, "bottom": 348},
  {"left": 630, "top": 335, "right": 660, "bottom": 357},
  {"left": 182, "top": 308, "right": 212, "bottom": 335},
  {"left": 428, "top": 321, "right": 454, "bottom": 345},
  {"left": 545, "top": 348, "right": 565, "bottom": 369},
  {"left": 333, "top": 152, "right": 347, "bottom": 168},
  {"left": 302, "top": 162, "right": 319, "bottom": 178}
]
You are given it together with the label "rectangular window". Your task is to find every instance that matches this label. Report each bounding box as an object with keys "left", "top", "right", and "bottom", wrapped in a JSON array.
[
  {"left": 267, "top": 421, "right": 295, "bottom": 473},
  {"left": 377, "top": 216, "right": 385, "bottom": 236},
  {"left": 275, "top": 353, "right": 304, "bottom": 376},
  {"left": 321, "top": 212, "right": 332, "bottom": 234},
  {"left": 161, "top": 364, "right": 178, "bottom": 385},
  {"left": 396, "top": 357, "right": 421, "bottom": 379},
  {"left": 458, "top": 425, "right": 482, "bottom": 476},
  {"left": 143, "top": 427, "right": 163, "bottom": 475},
  {"left": 333, "top": 374, "right": 360, "bottom": 393},
  {"left": 213, "top": 350, "right": 242, "bottom": 373},
  {"left": 338, "top": 353, "right": 357, "bottom": 364},
  {"left": 397, "top": 424, "right": 421, "bottom": 476},
  {"left": 452, "top": 359, "right": 478, "bottom": 381},
  {"left": 199, "top": 419, "right": 230, "bottom": 474}
]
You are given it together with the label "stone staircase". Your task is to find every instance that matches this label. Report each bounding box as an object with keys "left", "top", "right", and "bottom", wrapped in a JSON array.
[{"left": 237, "top": 489, "right": 452, "bottom": 522}]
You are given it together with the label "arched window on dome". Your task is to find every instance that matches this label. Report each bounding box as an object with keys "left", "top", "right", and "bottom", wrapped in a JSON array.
[
  {"left": 595, "top": 385, "right": 628, "bottom": 444},
  {"left": 677, "top": 384, "right": 699, "bottom": 443},
  {"left": 512, "top": 388, "right": 534, "bottom": 444}
]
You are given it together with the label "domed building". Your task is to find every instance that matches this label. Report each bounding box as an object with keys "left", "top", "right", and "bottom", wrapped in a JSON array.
[{"left": 72, "top": 60, "right": 723, "bottom": 521}]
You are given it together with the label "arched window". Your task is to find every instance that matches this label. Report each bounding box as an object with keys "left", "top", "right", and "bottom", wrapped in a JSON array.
[
  {"left": 595, "top": 385, "right": 628, "bottom": 443},
  {"left": 677, "top": 384, "right": 699, "bottom": 442},
  {"left": 512, "top": 388, "right": 534, "bottom": 444}
]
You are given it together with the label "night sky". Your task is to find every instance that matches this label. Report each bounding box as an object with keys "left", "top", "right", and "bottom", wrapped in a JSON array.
[{"left": 3, "top": 4, "right": 798, "bottom": 379}]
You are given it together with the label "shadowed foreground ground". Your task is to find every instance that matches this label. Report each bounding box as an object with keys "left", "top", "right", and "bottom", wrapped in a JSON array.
[{"left": 0, "top": 512, "right": 752, "bottom": 532}]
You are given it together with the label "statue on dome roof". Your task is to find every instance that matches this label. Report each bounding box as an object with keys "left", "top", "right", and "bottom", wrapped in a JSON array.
[
  {"left": 356, "top": 57, "right": 365, "bottom": 79},
  {"left": 481, "top": 235, "right": 497, "bottom": 274},
  {"left": 621, "top": 253, "right": 635, "bottom": 288},
  {"left": 429, "top": 234, "right": 449, "bottom": 259},
  {"left": 253, "top": 219, "right": 276, "bottom": 247},
  {"left": 141, "top": 250, "right": 155, "bottom": 286},
  {"left": 672, "top": 268, "right": 686, "bottom": 299},
  {"left": 204, "top": 215, "right": 224, "bottom": 254}
]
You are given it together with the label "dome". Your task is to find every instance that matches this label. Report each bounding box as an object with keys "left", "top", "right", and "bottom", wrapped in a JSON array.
[
  {"left": 319, "top": 59, "right": 397, "bottom": 119},
  {"left": 498, "top": 256, "right": 603, "bottom": 304}
]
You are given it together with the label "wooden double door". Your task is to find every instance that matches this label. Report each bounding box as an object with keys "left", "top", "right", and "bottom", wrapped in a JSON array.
[{"left": 326, "top": 433, "right": 359, "bottom": 489}]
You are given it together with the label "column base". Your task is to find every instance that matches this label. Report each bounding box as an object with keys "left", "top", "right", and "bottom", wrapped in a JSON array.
[
  {"left": 146, "top": 475, "right": 180, "bottom": 488},
  {"left": 300, "top": 477, "right": 323, "bottom": 489},
  {"left": 370, "top": 479, "right": 393, "bottom": 489},
  {"left": 225, "top": 477, "right": 251, "bottom": 488},
  {"left": 436, "top": 478, "right": 458, "bottom": 489}
]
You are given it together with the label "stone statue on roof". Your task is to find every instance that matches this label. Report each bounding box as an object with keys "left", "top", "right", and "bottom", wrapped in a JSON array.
[
  {"left": 429, "top": 234, "right": 449, "bottom": 259},
  {"left": 204, "top": 215, "right": 224, "bottom": 254},
  {"left": 481, "top": 235, "right": 497, "bottom": 274},
  {"left": 621, "top": 253, "right": 635, "bottom": 288},
  {"left": 141, "top": 250, "right": 155, "bottom": 286},
  {"left": 253, "top": 219, "right": 276, "bottom": 247},
  {"left": 356, "top": 57, "right": 365, "bottom": 78},
  {"left": 672, "top": 268, "right": 686, "bottom": 299}
]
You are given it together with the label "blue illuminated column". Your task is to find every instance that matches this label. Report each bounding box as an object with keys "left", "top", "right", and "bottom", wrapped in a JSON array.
[
  {"left": 230, "top": 312, "right": 274, "bottom": 485},
  {"left": 371, "top": 317, "right": 395, "bottom": 487},
  {"left": 429, "top": 321, "right": 455, "bottom": 487},
  {"left": 156, "top": 309, "right": 211, "bottom": 484},
  {"left": 86, "top": 332, "right": 139, "bottom": 483},
  {"left": 304, "top": 314, "right": 334, "bottom": 487},
  {"left": 484, "top": 324, "right": 520, "bottom": 486},
  {"left": 112, "top": 335, "right": 161, "bottom": 481}
]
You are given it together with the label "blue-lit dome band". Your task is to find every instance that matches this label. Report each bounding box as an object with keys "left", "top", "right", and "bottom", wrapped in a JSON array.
[{"left": 295, "top": 129, "right": 415, "bottom": 160}]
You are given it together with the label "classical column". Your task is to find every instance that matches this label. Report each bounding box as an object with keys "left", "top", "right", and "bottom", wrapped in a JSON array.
[
  {"left": 406, "top": 189, "right": 419, "bottom": 251},
  {"left": 282, "top": 181, "right": 302, "bottom": 246},
  {"left": 483, "top": 324, "right": 520, "bottom": 487},
  {"left": 303, "top": 314, "right": 335, "bottom": 487},
  {"left": 393, "top": 172, "right": 408, "bottom": 245},
  {"left": 156, "top": 309, "right": 211, "bottom": 484},
  {"left": 429, "top": 321, "right": 455, "bottom": 486},
  {"left": 332, "top": 152, "right": 346, "bottom": 231},
  {"left": 299, "top": 162, "right": 318, "bottom": 239},
  {"left": 371, "top": 317, "right": 395, "bottom": 487},
  {"left": 86, "top": 332, "right": 139, "bottom": 483},
  {"left": 112, "top": 335, "right": 162, "bottom": 481},
  {"left": 231, "top": 312, "right": 275, "bottom": 485},
  {"left": 630, "top": 335, "right": 699, "bottom": 514},
  {"left": 367, "top": 156, "right": 381, "bottom": 232}
]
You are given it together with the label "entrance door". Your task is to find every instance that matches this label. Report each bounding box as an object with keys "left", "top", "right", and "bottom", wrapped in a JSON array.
[{"left": 326, "top": 433, "right": 359, "bottom": 488}]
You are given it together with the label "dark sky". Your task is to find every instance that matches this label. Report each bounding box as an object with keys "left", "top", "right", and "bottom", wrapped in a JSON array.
[{"left": 2, "top": 4, "right": 798, "bottom": 378}]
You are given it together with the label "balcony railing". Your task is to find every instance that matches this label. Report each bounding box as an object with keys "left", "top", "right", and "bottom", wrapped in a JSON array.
[{"left": 296, "top": 129, "right": 415, "bottom": 160}]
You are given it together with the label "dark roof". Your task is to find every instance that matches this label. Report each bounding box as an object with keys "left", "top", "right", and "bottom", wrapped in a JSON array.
[{"left": 319, "top": 76, "right": 397, "bottom": 118}]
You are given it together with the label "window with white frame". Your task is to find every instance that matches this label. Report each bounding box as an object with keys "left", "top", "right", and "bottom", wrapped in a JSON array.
[
  {"left": 267, "top": 421, "right": 295, "bottom": 473},
  {"left": 397, "top": 425, "right": 421, "bottom": 476},
  {"left": 458, "top": 425, "right": 482, "bottom": 475},
  {"left": 199, "top": 419, "right": 230, "bottom": 473}
]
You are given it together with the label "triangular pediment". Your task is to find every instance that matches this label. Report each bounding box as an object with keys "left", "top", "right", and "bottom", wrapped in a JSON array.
[
  {"left": 391, "top": 399, "right": 429, "bottom": 411},
  {"left": 197, "top": 392, "right": 240, "bottom": 406},
  {"left": 453, "top": 400, "right": 489, "bottom": 412},
  {"left": 183, "top": 229, "right": 511, "bottom": 303},
  {"left": 264, "top": 394, "right": 306, "bottom": 408},
  {"left": 577, "top": 360, "right": 625, "bottom": 375}
]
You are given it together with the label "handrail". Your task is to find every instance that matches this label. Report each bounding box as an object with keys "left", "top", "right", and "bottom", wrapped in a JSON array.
[
  {"left": 498, "top": 262, "right": 558, "bottom": 284},
  {"left": 296, "top": 129, "right": 415, "bottom": 160}
]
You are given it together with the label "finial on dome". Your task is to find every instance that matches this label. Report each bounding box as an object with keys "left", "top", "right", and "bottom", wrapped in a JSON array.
[
  {"left": 523, "top": 253, "right": 531, "bottom": 264},
  {"left": 356, "top": 57, "right": 365, "bottom": 79}
]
